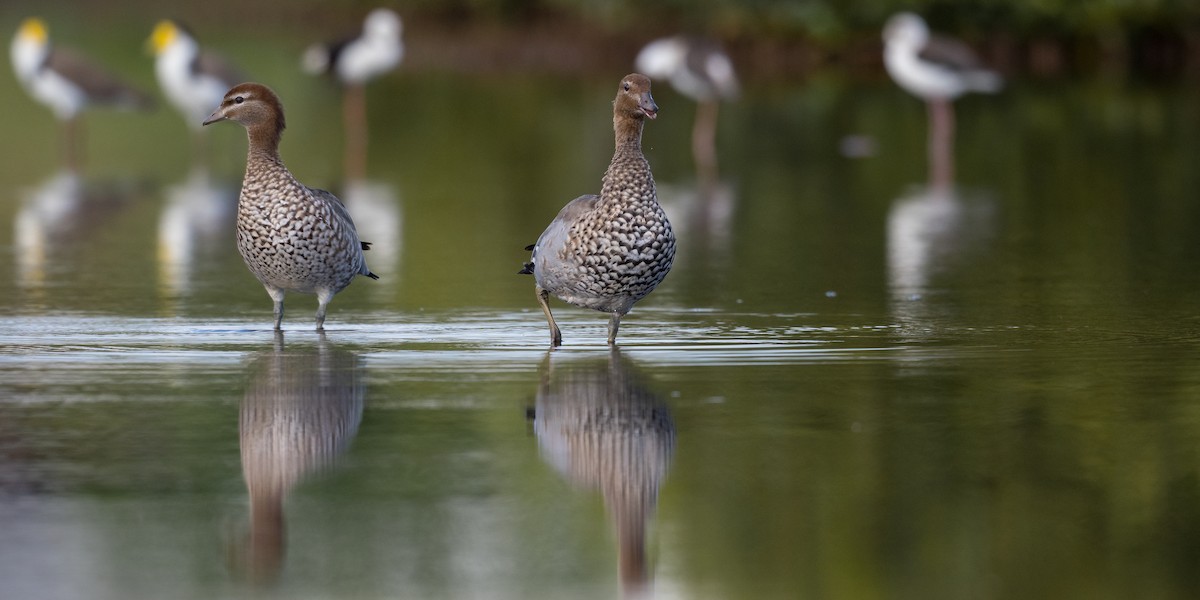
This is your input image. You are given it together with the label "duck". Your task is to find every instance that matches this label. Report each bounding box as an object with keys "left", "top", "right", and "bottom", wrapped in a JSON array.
[
  {"left": 147, "top": 20, "right": 247, "bottom": 140},
  {"left": 635, "top": 35, "right": 738, "bottom": 182},
  {"left": 202, "top": 83, "right": 378, "bottom": 331},
  {"left": 302, "top": 8, "right": 403, "bottom": 180},
  {"left": 519, "top": 74, "right": 675, "bottom": 347},
  {"left": 10, "top": 17, "right": 154, "bottom": 169},
  {"left": 883, "top": 12, "right": 1002, "bottom": 187}
]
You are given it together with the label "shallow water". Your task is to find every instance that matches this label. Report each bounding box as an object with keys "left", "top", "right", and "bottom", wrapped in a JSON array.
[{"left": 3, "top": 33, "right": 1200, "bottom": 599}]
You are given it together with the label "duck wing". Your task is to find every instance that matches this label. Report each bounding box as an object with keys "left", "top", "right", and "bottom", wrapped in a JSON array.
[
  {"left": 520, "top": 194, "right": 600, "bottom": 275},
  {"left": 310, "top": 186, "right": 379, "bottom": 278}
]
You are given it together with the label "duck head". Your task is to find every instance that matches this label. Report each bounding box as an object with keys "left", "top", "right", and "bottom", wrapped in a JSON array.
[
  {"left": 202, "top": 82, "right": 285, "bottom": 130},
  {"left": 614, "top": 73, "right": 658, "bottom": 121},
  {"left": 203, "top": 83, "right": 286, "bottom": 151}
]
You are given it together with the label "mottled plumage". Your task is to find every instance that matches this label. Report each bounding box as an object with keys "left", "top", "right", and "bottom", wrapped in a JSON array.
[
  {"left": 522, "top": 74, "right": 675, "bottom": 347},
  {"left": 203, "top": 83, "right": 377, "bottom": 330}
]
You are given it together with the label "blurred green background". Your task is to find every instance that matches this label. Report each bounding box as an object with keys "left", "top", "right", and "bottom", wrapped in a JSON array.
[{"left": 4, "top": 0, "right": 1200, "bottom": 78}]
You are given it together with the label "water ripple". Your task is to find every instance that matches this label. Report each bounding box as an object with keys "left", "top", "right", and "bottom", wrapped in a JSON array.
[{"left": 0, "top": 309, "right": 912, "bottom": 371}]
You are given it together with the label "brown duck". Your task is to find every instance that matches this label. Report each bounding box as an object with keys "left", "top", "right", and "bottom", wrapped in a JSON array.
[
  {"left": 521, "top": 74, "right": 675, "bottom": 347},
  {"left": 203, "top": 83, "right": 377, "bottom": 330}
]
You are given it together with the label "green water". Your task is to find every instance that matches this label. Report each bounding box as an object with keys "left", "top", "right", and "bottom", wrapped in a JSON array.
[{"left": 2, "top": 19, "right": 1200, "bottom": 599}]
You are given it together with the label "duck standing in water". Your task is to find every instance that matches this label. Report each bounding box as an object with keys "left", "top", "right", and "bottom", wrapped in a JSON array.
[
  {"left": 203, "top": 83, "right": 378, "bottom": 331},
  {"left": 520, "top": 74, "right": 675, "bottom": 347}
]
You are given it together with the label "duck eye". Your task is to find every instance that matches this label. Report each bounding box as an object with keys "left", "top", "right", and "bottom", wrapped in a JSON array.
[
  {"left": 234, "top": 96, "right": 244, "bottom": 104},
  {"left": 623, "top": 83, "right": 631, "bottom": 91}
]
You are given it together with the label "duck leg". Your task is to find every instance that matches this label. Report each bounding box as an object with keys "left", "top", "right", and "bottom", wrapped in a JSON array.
[
  {"left": 315, "top": 289, "right": 335, "bottom": 331},
  {"left": 607, "top": 312, "right": 623, "bottom": 346},
  {"left": 535, "top": 285, "right": 562, "bottom": 347},
  {"left": 265, "top": 286, "right": 286, "bottom": 330}
]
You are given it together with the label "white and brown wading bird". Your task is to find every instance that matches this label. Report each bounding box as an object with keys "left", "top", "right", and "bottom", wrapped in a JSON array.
[
  {"left": 520, "top": 74, "right": 676, "bottom": 347},
  {"left": 882, "top": 12, "right": 1002, "bottom": 187},
  {"left": 10, "top": 17, "right": 154, "bottom": 170},
  {"left": 301, "top": 8, "right": 403, "bottom": 180},
  {"left": 147, "top": 19, "right": 247, "bottom": 154},
  {"left": 202, "top": 83, "right": 378, "bottom": 331},
  {"left": 635, "top": 35, "right": 738, "bottom": 184}
]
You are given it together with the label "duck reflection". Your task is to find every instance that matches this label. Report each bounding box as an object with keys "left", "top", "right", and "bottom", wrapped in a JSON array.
[
  {"left": 14, "top": 169, "right": 134, "bottom": 291},
  {"left": 887, "top": 184, "right": 995, "bottom": 331},
  {"left": 530, "top": 349, "right": 675, "bottom": 598},
  {"left": 232, "top": 333, "right": 364, "bottom": 585},
  {"left": 157, "top": 166, "right": 236, "bottom": 301}
]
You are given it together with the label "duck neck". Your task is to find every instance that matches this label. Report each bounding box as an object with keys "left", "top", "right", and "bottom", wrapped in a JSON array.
[
  {"left": 613, "top": 114, "right": 644, "bottom": 152},
  {"left": 601, "top": 115, "right": 655, "bottom": 205},
  {"left": 245, "top": 122, "right": 285, "bottom": 168}
]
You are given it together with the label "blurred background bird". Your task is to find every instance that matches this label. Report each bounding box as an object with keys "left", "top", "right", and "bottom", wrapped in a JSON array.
[
  {"left": 147, "top": 19, "right": 248, "bottom": 161},
  {"left": 883, "top": 12, "right": 1002, "bottom": 188},
  {"left": 636, "top": 34, "right": 738, "bottom": 186},
  {"left": 10, "top": 17, "right": 154, "bottom": 171},
  {"left": 302, "top": 8, "right": 403, "bottom": 181}
]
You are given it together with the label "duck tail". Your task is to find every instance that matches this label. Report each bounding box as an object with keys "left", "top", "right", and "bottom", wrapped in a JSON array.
[{"left": 518, "top": 242, "right": 536, "bottom": 274}]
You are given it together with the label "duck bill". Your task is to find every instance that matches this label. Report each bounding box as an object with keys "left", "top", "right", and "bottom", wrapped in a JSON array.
[
  {"left": 201, "top": 110, "right": 224, "bottom": 126},
  {"left": 639, "top": 93, "right": 659, "bottom": 119}
]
